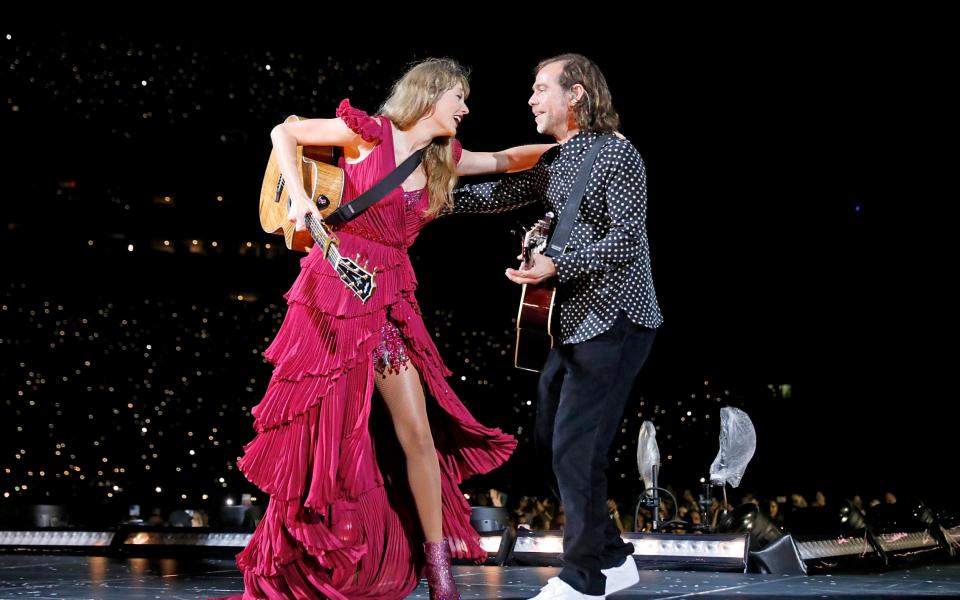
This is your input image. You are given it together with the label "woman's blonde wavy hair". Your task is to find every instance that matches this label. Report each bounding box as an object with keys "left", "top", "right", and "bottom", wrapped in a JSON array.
[{"left": 379, "top": 58, "right": 470, "bottom": 216}]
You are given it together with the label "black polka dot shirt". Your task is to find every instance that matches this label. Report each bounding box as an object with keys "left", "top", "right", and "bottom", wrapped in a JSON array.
[{"left": 452, "top": 131, "right": 663, "bottom": 345}]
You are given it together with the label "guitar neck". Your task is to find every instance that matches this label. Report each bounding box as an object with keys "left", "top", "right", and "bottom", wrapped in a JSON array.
[{"left": 306, "top": 214, "right": 342, "bottom": 267}]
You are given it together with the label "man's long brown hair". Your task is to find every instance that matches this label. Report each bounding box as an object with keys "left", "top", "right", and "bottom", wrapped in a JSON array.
[{"left": 536, "top": 53, "right": 620, "bottom": 133}]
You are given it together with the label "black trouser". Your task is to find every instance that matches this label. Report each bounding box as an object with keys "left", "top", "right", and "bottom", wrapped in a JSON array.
[{"left": 536, "top": 312, "right": 656, "bottom": 596}]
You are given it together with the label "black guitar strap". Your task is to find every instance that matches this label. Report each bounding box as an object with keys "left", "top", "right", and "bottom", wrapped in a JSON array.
[
  {"left": 544, "top": 134, "right": 614, "bottom": 258},
  {"left": 323, "top": 147, "right": 426, "bottom": 226}
]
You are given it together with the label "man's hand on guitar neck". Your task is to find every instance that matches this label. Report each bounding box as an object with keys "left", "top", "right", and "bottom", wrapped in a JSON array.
[{"left": 506, "top": 253, "right": 556, "bottom": 285}]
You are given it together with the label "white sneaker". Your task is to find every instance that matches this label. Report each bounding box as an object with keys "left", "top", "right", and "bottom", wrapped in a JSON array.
[
  {"left": 528, "top": 576, "right": 606, "bottom": 600},
  {"left": 601, "top": 557, "right": 639, "bottom": 596}
]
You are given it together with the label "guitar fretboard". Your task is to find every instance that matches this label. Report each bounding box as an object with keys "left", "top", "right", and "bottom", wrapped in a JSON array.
[{"left": 306, "top": 214, "right": 342, "bottom": 267}]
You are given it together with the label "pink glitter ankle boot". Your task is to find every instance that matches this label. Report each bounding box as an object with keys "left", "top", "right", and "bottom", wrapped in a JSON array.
[{"left": 423, "top": 540, "right": 460, "bottom": 600}]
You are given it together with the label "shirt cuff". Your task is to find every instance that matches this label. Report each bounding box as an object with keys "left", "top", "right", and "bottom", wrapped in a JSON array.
[{"left": 552, "top": 252, "right": 579, "bottom": 284}]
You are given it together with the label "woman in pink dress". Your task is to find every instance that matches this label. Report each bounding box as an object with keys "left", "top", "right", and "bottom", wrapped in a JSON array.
[{"left": 230, "top": 58, "right": 551, "bottom": 599}]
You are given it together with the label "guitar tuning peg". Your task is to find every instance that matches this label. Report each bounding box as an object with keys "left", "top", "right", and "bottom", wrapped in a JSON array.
[{"left": 355, "top": 253, "right": 360, "bottom": 261}]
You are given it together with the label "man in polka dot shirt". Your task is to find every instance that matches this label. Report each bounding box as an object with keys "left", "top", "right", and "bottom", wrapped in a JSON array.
[{"left": 453, "top": 54, "right": 663, "bottom": 600}]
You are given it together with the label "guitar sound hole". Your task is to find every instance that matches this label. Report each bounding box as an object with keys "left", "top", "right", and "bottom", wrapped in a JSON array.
[{"left": 317, "top": 195, "right": 329, "bottom": 209}]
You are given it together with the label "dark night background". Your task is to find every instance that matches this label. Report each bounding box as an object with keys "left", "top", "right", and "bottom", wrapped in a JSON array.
[{"left": 0, "top": 17, "right": 953, "bottom": 528}]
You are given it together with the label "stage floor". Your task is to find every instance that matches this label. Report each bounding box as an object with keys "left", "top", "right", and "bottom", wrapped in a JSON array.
[{"left": 1, "top": 555, "right": 959, "bottom": 598}]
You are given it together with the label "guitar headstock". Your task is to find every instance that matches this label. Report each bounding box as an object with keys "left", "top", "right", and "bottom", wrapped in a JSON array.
[
  {"left": 335, "top": 256, "right": 376, "bottom": 303},
  {"left": 522, "top": 211, "right": 555, "bottom": 268}
]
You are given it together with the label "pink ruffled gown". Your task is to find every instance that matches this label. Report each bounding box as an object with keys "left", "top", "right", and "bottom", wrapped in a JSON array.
[{"left": 228, "top": 100, "right": 516, "bottom": 599}]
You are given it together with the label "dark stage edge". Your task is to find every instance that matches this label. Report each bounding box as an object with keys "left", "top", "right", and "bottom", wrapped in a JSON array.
[{"left": 1, "top": 555, "right": 960, "bottom": 598}]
